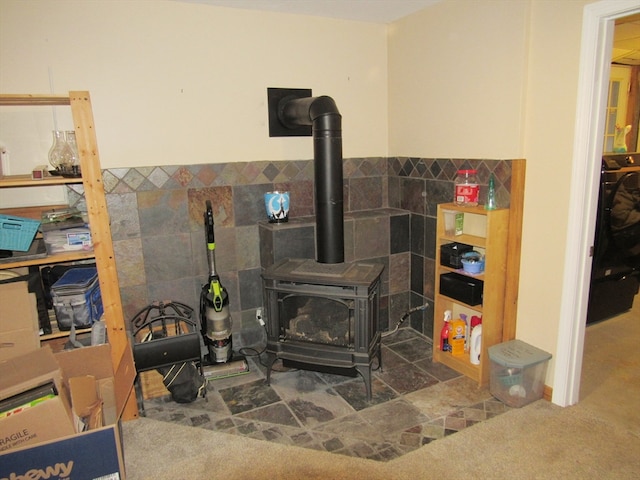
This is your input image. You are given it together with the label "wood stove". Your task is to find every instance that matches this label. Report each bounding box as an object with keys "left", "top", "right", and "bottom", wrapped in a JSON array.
[
  {"left": 262, "top": 258, "right": 383, "bottom": 400},
  {"left": 262, "top": 92, "right": 384, "bottom": 400}
]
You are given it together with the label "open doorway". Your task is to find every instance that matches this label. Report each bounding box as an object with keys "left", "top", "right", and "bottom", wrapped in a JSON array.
[
  {"left": 554, "top": 0, "right": 640, "bottom": 407},
  {"left": 586, "top": 18, "right": 640, "bottom": 325}
]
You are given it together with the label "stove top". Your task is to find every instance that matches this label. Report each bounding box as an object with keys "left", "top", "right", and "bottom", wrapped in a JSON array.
[{"left": 264, "top": 258, "right": 384, "bottom": 287}]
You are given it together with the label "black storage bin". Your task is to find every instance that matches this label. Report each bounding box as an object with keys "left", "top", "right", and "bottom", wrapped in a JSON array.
[
  {"left": 440, "top": 242, "right": 473, "bottom": 269},
  {"left": 440, "top": 272, "right": 484, "bottom": 306}
]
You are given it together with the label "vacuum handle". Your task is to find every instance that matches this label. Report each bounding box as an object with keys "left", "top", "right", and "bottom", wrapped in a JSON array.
[{"left": 205, "top": 200, "right": 215, "bottom": 245}]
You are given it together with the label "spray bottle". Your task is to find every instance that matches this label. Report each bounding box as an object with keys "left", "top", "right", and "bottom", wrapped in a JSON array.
[
  {"left": 440, "top": 310, "right": 452, "bottom": 352},
  {"left": 485, "top": 173, "right": 497, "bottom": 210}
]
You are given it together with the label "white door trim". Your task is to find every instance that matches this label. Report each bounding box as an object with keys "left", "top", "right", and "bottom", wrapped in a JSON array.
[{"left": 554, "top": 0, "right": 640, "bottom": 407}]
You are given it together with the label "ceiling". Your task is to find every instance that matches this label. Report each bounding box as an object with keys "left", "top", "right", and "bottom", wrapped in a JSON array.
[
  {"left": 173, "top": 0, "right": 440, "bottom": 24},
  {"left": 613, "top": 14, "right": 640, "bottom": 66},
  {"left": 174, "top": 1, "right": 639, "bottom": 65}
]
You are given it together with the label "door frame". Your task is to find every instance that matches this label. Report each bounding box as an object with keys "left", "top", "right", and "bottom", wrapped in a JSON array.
[{"left": 555, "top": 0, "right": 640, "bottom": 407}]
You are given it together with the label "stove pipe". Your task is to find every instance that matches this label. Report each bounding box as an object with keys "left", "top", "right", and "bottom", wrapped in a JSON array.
[{"left": 279, "top": 95, "right": 344, "bottom": 264}]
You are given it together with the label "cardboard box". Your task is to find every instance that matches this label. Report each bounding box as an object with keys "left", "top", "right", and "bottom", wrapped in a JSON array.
[
  {"left": 0, "top": 281, "right": 40, "bottom": 362},
  {"left": 0, "top": 344, "right": 135, "bottom": 479},
  {"left": 0, "top": 344, "right": 62, "bottom": 407},
  {"left": 0, "top": 347, "right": 75, "bottom": 452},
  {"left": 0, "top": 423, "right": 125, "bottom": 480}
]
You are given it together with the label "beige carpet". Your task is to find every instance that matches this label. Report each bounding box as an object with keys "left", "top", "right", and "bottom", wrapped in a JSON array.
[{"left": 122, "top": 299, "right": 640, "bottom": 479}]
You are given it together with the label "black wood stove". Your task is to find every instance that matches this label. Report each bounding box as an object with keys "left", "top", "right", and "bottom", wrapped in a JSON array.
[{"left": 262, "top": 258, "right": 383, "bottom": 400}]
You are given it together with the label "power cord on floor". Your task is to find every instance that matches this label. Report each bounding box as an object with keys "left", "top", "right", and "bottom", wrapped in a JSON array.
[
  {"left": 237, "top": 308, "right": 291, "bottom": 372},
  {"left": 381, "top": 302, "right": 429, "bottom": 338},
  {"left": 237, "top": 310, "right": 268, "bottom": 367}
]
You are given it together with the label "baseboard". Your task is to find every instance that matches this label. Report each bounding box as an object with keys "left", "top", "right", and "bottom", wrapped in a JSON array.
[{"left": 543, "top": 384, "right": 553, "bottom": 402}]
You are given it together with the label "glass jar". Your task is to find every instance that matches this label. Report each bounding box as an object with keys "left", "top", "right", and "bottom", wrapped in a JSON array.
[
  {"left": 454, "top": 169, "right": 479, "bottom": 207},
  {"left": 61, "top": 130, "right": 80, "bottom": 175},
  {"left": 48, "top": 130, "right": 66, "bottom": 172}
]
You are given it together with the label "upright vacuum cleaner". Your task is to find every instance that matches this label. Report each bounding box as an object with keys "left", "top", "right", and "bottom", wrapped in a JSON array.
[{"left": 200, "top": 200, "right": 249, "bottom": 378}]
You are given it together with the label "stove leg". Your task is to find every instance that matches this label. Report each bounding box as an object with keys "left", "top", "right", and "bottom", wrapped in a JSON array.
[
  {"left": 264, "top": 352, "right": 278, "bottom": 386},
  {"left": 355, "top": 364, "right": 373, "bottom": 401}
]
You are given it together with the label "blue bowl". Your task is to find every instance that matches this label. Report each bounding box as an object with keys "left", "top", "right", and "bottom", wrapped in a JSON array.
[{"left": 461, "top": 252, "right": 485, "bottom": 274}]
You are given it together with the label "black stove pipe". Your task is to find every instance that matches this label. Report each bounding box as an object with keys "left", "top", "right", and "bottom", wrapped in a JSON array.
[{"left": 279, "top": 95, "right": 344, "bottom": 264}]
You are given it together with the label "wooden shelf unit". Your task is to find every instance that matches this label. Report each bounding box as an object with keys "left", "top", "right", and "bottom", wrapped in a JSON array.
[
  {"left": 0, "top": 91, "right": 137, "bottom": 419},
  {"left": 432, "top": 203, "right": 510, "bottom": 386}
]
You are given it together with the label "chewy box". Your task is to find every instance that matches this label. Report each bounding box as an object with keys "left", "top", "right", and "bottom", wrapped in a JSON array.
[
  {"left": 488, "top": 339, "right": 552, "bottom": 408},
  {"left": 51, "top": 267, "right": 103, "bottom": 330},
  {"left": 0, "top": 344, "right": 135, "bottom": 479}
]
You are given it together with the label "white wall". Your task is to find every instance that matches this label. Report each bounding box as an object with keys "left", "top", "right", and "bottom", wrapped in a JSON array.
[
  {"left": 518, "top": 0, "right": 593, "bottom": 385},
  {"left": 0, "top": 0, "right": 388, "bottom": 171},
  {"left": 388, "top": 0, "right": 530, "bottom": 159},
  {"left": 387, "top": 0, "right": 596, "bottom": 388}
]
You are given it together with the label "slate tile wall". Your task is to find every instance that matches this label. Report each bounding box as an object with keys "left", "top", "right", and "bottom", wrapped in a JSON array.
[{"left": 74, "top": 157, "right": 514, "bottom": 344}]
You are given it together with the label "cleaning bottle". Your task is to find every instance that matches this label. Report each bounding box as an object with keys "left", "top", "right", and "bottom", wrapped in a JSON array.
[
  {"left": 460, "top": 313, "right": 468, "bottom": 350},
  {"left": 470, "top": 324, "right": 482, "bottom": 365},
  {"left": 440, "top": 310, "right": 452, "bottom": 352},
  {"left": 485, "top": 173, "right": 497, "bottom": 210},
  {"left": 450, "top": 316, "right": 466, "bottom": 356},
  {"left": 470, "top": 315, "right": 482, "bottom": 336}
]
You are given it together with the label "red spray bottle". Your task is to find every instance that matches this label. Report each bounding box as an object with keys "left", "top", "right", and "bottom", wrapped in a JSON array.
[{"left": 440, "top": 310, "right": 452, "bottom": 352}]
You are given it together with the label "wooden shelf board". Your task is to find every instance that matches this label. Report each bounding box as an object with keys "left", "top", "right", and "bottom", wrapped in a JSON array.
[
  {"left": 438, "top": 202, "right": 507, "bottom": 214},
  {"left": 0, "top": 94, "right": 70, "bottom": 106},
  {"left": 438, "top": 266, "right": 485, "bottom": 282},
  {"left": 440, "top": 233, "right": 486, "bottom": 248},
  {"left": 0, "top": 174, "right": 83, "bottom": 188},
  {"left": 0, "top": 250, "right": 95, "bottom": 270},
  {"left": 41, "top": 327, "right": 92, "bottom": 342},
  {"left": 436, "top": 294, "right": 483, "bottom": 313}
]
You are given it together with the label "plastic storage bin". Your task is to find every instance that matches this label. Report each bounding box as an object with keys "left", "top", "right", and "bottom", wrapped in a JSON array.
[
  {"left": 0, "top": 215, "right": 41, "bottom": 252},
  {"left": 488, "top": 339, "right": 552, "bottom": 408},
  {"left": 440, "top": 242, "right": 473, "bottom": 269},
  {"left": 51, "top": 267, "right": 103, "bottom": 330}
]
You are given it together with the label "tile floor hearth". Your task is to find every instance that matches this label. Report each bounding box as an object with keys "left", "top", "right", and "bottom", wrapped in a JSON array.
[{"left": 142, "top": 328, "right": 512, "bottom": 462}]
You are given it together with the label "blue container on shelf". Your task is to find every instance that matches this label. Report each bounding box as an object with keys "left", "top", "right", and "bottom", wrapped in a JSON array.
[
  {"left": 461, "top": 251, "right": 485, "bottom": 274},
  {"left": 0, "top": 214, "right": 41, "bottom": 252}
]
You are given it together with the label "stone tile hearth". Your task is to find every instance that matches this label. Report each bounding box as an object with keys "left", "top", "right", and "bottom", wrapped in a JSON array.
[{"left": 141, "top": 328, "right": 512, "bottom": 462}]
